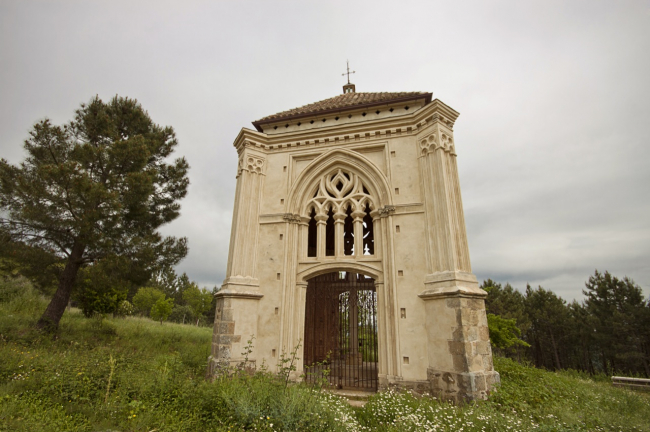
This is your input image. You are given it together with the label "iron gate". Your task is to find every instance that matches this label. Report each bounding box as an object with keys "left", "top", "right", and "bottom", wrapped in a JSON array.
[{"left": 304, "top": 271, "right": 378, "bottom": 390}]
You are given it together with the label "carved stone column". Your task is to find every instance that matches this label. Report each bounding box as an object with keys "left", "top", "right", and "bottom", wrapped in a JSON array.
[
  {"left": 279, "top": 213, "right": 305, "bottom": 366},
  {"left": 417, "top": 126, "right": 499, "bottom": 402},
  {"left": 333, "top": 211, "right": 346, "bottom": 258},
  {"left": 289, "top": 281, "right": 308, "bottom": 380},
  {"left": 351, "top": 209, "right": 366, "bottom": 257},
  {"left": 376, "top": 205, "right": 401, "bottom": 387},
  {"left": 315, "top": 213, "right": 328, "bottom": 258},
  {"left": 299, "top": 216, "right": 310, "bottom": 260}
]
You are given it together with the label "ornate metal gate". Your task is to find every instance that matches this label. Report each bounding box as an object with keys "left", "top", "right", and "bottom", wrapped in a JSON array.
[{"left": 304, "top": 271, "right": 378, "bottom": 390}]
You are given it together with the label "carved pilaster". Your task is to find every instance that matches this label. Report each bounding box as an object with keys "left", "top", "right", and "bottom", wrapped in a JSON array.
[
  {"left": 213, "top": 150, "right": 267, "bottom": 369},
  {"left": 226, "top": 151, "right": 266, "bottom": 285},
  {"left": 416, "top": 126, "right": 496, "bottom": 401},
  {"left": 417, "top": 128, "right": 471, "bottom": 274}
]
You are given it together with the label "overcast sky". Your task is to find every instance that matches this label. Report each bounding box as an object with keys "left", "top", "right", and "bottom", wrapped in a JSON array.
[{"left": 1, "top": 0, "right": 649, "bottom": 302}]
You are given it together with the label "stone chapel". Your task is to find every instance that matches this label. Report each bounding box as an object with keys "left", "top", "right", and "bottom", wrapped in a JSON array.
[{"left": 209, "top": 81, "right": 499, "bottom": 401}]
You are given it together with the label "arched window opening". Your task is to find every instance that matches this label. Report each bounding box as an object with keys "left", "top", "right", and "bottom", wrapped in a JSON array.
[
  {"left": 303, "top": 169, "right": 377, "bottom": 260},
  {"left": 343, "top": 205, "right": 354, "bottom": 256},
  {"left": 362, "top": 202, "right": 374, "bottom": 255},
  {"left": 307, "top": 207, "right": 317, "bottom": 257},
  {"left": 325, "top": 207, "right": 335, "bottom": 256}
]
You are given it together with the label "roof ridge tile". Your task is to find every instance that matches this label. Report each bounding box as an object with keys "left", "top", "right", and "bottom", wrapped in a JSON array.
[{"left": 255, "top": 91, "right": 430, "bottom": 124}]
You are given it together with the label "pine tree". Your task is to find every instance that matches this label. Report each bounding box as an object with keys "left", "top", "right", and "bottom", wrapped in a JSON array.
[{"left": 0, "top": 96, "right": 189, "bottom": 330}]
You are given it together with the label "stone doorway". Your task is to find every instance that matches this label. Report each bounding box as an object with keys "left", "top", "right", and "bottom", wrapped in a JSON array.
[{"left": 303, "top": 271, "right": 378, "bottom": 390}]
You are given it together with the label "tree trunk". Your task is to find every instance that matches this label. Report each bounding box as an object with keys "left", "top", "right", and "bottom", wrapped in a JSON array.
[
  {"left": 36, "top": 242, "right": 85, "bottom": 331},
  {"left": 535, "top": 336, "right": 543, "bottom": 368},
  {"left": 550, "top": 331, "right": 562, "bottom": 370}
]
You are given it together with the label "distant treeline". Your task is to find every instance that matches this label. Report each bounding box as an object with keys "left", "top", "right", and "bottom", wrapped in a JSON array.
[{"left": 483, "top": 270, "right": 650, "bottom": 377}]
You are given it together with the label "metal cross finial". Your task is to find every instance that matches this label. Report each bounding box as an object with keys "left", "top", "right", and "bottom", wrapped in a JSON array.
[{"left": 342, "top": 60, "right": 355, "bottom": 84}]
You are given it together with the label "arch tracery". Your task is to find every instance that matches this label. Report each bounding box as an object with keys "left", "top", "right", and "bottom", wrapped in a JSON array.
[
  {"left": 306, "top": 169, "right": 376, "bottom": 218},
  {"left": 287, "top": 149, "right": 392, "bottom": 216},
  {"left": 287, "top": 149, "right": 390, "bottom": 261},
  {"left": 302, "top": 168, "right": 377, "bottom": 258}
]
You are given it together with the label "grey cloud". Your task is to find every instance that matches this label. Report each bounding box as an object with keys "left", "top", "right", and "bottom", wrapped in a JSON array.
[{"left": 1, "top": 0, "right": 648, "bottom": 301}]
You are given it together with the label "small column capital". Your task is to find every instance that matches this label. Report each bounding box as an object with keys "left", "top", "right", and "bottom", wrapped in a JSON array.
[{"left": 351, "top": 210, "right": 366, "bottom": 221}]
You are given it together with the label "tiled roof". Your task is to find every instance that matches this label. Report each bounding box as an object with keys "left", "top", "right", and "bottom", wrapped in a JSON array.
[{"left": 254, "top": 91, "right": 432, "bottom": 125}]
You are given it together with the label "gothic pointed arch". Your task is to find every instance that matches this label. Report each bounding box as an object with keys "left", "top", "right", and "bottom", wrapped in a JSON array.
[{"left": 287, "top": 149, "right": 392, "bottom": 217}]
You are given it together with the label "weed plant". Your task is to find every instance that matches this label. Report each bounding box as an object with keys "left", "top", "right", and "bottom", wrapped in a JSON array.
[{"left": 1, "top": 277, "right": 649, "bottom": 431}]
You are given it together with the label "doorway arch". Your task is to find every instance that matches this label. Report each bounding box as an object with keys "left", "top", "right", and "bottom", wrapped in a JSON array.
[{"left": 303, "top": 271, "right": 378, "bottom": 390}]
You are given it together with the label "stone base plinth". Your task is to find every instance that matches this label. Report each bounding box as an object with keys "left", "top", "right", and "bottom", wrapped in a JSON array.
[{"left": 427, "top": 369, "right": 500, "bottom": 402}]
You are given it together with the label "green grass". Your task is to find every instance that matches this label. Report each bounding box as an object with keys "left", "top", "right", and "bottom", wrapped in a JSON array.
[{"left": 1, "top": 276, "right": 649, "bottom": 431}]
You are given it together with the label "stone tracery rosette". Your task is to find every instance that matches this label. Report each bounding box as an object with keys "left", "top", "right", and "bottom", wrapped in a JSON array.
[
  {"left": 419, "top": 130, "right": 455, "bottom": 156},
  {"left": 237, "top": 154, "right": 266, "bottom": 177}
]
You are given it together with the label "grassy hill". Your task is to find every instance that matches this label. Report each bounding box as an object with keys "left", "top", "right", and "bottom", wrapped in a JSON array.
[{"left": 1, "top": 277, "right": 649, "bottom": 431}]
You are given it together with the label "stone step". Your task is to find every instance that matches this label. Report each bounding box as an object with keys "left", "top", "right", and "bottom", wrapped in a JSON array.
[{"left": 330, "top": 389, "right": 376, "bottom": 407}]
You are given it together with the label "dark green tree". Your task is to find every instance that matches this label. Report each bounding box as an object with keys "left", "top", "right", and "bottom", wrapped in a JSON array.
[
  {"left": 566, "top": 300, "right": 596, "bottom": 373},
  {"left": 524, "top": 285, "right": 570, "bottom": 370},
  {"left": 0, "top": 236, "right": 62, "bottom": 295},
  {"left": 583, "top": 270, "right": 649, "bottom": 375},
  {"left": 0, "top": 96, "right": 189, "bottom": 330},
  {"left": 147, "top": 266, "right": 182, "bottom": 301}
]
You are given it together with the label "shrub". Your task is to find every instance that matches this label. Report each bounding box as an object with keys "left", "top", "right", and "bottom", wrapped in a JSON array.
[
  {"left": 169, "top": 304, "right": 195, "bottom": 324},
  {"left": 115, "top": 300, "right": 135, "bottom": 317},
  {"left": 487, "top": 313, "right": 530, "bottom": 350},
  {"left": 150, "top": 297, "right": 174, "bottom": 323},
  {"left": 0, "top": 276, "right": 31, "bottom": 303},
  {"left": 132, "top": 287, "right": 165, "bottom": 316}
]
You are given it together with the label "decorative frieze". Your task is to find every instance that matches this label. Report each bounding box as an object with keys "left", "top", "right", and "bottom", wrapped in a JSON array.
[
  {"left": 282, "top": 213, "right": 302, "bottom": 224},
  {"left": 377, "top": 205, "right": 396, "bottom": 217}
]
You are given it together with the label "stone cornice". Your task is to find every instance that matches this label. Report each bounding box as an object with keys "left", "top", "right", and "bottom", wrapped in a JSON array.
[{"left": 233, "top": 98, "right": 460, "bottom": 154}]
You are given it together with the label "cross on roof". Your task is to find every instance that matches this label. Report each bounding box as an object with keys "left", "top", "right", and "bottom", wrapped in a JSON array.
[{"left": 342, "top": 60, "right": 355, "bottom": 84}]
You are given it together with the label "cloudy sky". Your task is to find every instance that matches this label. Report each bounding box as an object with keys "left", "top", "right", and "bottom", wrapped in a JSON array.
[{"left": 1, "top": 1, "right": 649, "bottom": 301}]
